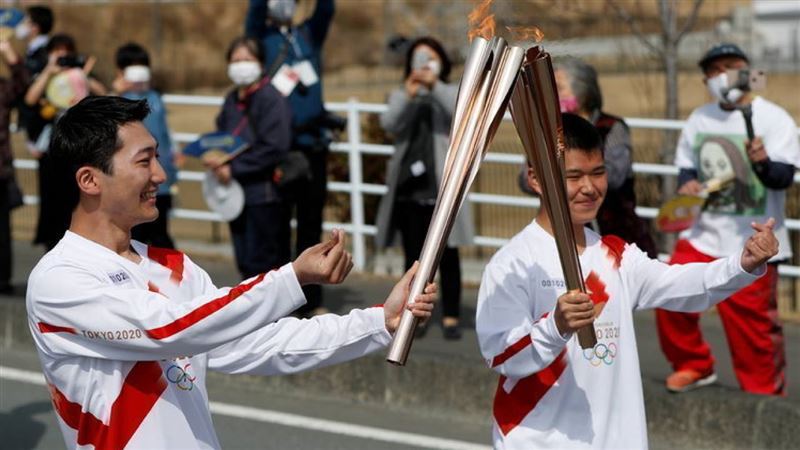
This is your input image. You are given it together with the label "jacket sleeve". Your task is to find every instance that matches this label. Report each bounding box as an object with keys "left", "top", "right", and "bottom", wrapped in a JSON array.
[
  {"left": 430, "top": 82, "right": 457, "bottom": 118},
  {"left": 621, "top": 243, "right": 763, "bottom": 311},
  {"left": 475, "top": 256, "right": 570, "bottom": 379},
  {"left": 380, "top": 89, "right": 415, "bottom": 136},
  {"left": 305, "top": 0, "right": 335, "bottom": 46},
  {"left": 603, "top": 121, "right": 632, "bottom": 190},
  {"left": 27, "top": 261, "right": 306, "bottom": 361},
  {"left": 230, "top": 89, "right": 291, "bottom": 179},
  {"left": 207, "top": 306, "right": 391, "bottom": 375}
]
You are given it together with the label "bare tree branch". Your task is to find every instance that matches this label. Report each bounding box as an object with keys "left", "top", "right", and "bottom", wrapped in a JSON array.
[
  {"left": 606, "top": 0, "right": 664, "bottom": 57},
  {"left": 676, "top": 0, "right": 705, "bottom": 42}
]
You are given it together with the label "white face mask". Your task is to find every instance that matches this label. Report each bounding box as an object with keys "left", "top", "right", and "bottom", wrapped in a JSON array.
[
  {"left": 15, "top": 21, "right": 30, "bottom": 40},
  {"left": 267, "top": 0, "right": 296, "bottom": 23},
  {"left": 426, "top": 60, "right": 442, "bottom": 77},
  {"left": 227, "top": 61, "right": 262, "bottom": 86},
  {"left": 706, "top": 72, "right": 744, "bottom": 105},
  {"left": 124, "top": 65, "right": 151, "bottom": 83}
]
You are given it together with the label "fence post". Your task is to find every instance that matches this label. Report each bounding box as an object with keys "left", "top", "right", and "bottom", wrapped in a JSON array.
[{"left": 346, "top": 97, "right": 367, "bottom": 270}]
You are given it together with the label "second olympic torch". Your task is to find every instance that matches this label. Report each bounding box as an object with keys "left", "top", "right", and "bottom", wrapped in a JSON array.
[
  {"left": 509, "top": 46, "right": 597, "bottom": 349},
  {"left": 386, "top": 36, "right": 524, "bottom": 365}
]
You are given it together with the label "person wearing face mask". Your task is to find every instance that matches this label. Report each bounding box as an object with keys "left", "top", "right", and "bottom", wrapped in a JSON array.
[
  {"left": 518, "top": 57, "right": 657, "bottom": 258},
  {"left": 15, "top": 5, "right": 52, "bottom": 141},
  {"left": 376, "top": 37, "right": 474, "bottom": 340},
  {"left": 114, "top": 42, "right": 178, "bottom": 249},
  {"left": 655, "top": 43, "right": 799, "bottom": 396},
  {"left": 211, "top": 36, "right": 292, "bottom": 281},
  {"left": 245, "top": 0, "right": 335, "bottom": 318}
]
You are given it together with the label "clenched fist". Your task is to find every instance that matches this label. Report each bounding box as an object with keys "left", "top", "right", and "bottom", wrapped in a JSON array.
[
  {"left": 292, "top": 229, "right": 353, "bottom": 285},
  {"left": 741, "top": 218, "right": 779, "bottom": 273},
  {"left": 554, "top": 290, "right": 595, "bottom": 335}
]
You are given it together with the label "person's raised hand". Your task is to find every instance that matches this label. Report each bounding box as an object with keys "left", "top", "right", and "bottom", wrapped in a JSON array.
[
  {"left": 292, "top": 229, "right": 353, "bottom": 286},
  {"left": 383, "top": 261, "right": 436, "bottom": 334},
  {"left": 0, "top": 40, "right": 19, "bottom": 65},
  {"left": 554, "top": 290, "right": 594, "bottom": 335},
  {"left": 745, "top": 136, "right": 768, "bottom": 164},
  {"left": 404, "top": 75, "right": 420, "bottom": 98},
  {"left": 677, "top": 179, "right": 703, "bottom": 196},
  {"left": 741, "top": 217, "right": 778, "bottom": 273}
]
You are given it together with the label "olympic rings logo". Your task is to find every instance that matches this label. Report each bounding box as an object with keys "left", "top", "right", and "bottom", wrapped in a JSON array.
[
  {"left": 166, "top": 363, "right": 196, "bottom": 391},
  {"left": 582, "top": 342, "right": 618, "bottom": 367}
]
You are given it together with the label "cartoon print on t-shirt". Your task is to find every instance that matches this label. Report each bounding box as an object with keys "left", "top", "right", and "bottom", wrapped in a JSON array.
[{"left": 694, "top": 134, "right": 765, "bottom": 215}]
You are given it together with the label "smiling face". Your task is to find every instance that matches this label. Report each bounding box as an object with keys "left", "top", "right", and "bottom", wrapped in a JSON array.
[
  {"left": 95, "top": 122, "right": 165, "bottom": 229},
  {"left": 528, "top": 148, "right": 608, "bottom": 227}
]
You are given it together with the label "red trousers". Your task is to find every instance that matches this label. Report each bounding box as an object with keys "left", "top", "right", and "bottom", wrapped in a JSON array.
[{"left": 656, "top": 239, "right": 786, "bottom": 396}]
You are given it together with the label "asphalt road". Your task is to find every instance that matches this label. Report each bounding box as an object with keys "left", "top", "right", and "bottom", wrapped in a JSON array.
[{"left": 0, "top": 349, "right": 490, "bottom": 450}]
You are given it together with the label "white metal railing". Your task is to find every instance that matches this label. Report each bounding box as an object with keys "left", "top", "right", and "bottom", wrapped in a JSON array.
[{"left": 12, "top": 96, "right": 800, "bottom": 280}]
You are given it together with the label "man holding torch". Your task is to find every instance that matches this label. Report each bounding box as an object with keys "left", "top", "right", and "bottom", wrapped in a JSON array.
[{"left": 475, "top": 113, "right": 778, "bottom": 449}]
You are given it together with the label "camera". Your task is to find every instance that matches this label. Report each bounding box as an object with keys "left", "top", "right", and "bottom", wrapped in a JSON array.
[
  {"left": 726, "top": 68, "right": 766, "bottom": 91},
  {"left": 56, "top": 55, "right": 87, "bottom": 69}
]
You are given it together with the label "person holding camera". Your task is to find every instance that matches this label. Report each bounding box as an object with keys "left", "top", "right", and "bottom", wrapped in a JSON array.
[
  {"left": 376, "top": 37, "right": 474, "bottom": 340},
  {"left": 24, "top": 33, "right": 106, "bottom": 251},
  {"left": 656, "top": 43, "right": 799, "bottom": 395},
  {"left": 245, "top": 0, "right": 335, "bottom": 317},
  {"left": 210, "top": 36, "right": 292, "bottom": 280}
]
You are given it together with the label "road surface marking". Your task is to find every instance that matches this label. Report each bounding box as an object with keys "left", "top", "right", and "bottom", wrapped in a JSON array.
[{"left": 0, "top": 365, "right": 489, "bottom": 450}]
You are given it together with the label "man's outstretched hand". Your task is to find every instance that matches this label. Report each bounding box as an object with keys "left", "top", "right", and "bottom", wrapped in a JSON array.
[
  {"left": 383, "top": 262, "right": 437, "bottom": 334},
  {"left": 741, "top": 218, "right": 779, "bottom": 273},
  {"left": 293, "top": 229, "right": 353, "bottom": 285}
]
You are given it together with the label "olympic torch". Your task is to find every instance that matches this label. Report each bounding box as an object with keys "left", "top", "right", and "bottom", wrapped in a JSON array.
[
  {"left": 386, "top": 36, "right": 525, "bottom": 366},
  {"left": 509, "top": 46, "right": 597, "bottom": 349}
]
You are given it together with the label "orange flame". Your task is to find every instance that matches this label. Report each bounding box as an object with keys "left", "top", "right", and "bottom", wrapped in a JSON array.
[
  {"left": 467, "top": 0, "right": 496, "bottom": 41},
  {"left": 505, "top": 25, "right": 545, "bottom": 43}
]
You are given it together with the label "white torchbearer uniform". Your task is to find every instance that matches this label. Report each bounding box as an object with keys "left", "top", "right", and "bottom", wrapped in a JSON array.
[
  {"left": 476, "top": 221, "right": 762, "bottom": 449},
  {"left": 27, "top": 231, "right": 391, "bottom": 450}
]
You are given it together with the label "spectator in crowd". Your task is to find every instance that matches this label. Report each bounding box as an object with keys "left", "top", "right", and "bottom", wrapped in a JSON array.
[
  {"left": 27, "top": 95, "right": 437, "bottom": 449},
  {"left": 376, "top": 37, "right": 474, "bottom": 340},
  {"left": 25, "top": 33, "right": 106, "bottom": 251},
  {"left": 476, "top": 113, "right": 777, "bottom": 449},
  {"left": 16, "top": 5, "right": 52, "bottom": 138},
  {"left": 656, "top": 43, "right": 799, "bottom": 395},
  {"left": 0, "top": 40, "right": 29, "bottom": 294},
  {"left": 519, "top": 57, "right": 657, "bottom": 258},
  {"left": 246, "top": 0, "right": 335, "bottom": 317},
  {"left": 114, "top": 42, "right": 177, "bottom": 249},
  {"left": 210, "top": 36, "right": 292, "bottom": 280}
]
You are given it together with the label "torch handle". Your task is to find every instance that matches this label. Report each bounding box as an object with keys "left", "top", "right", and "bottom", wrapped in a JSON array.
[{"left": 577, "top": 325, "right": 597, "bottom": 349}]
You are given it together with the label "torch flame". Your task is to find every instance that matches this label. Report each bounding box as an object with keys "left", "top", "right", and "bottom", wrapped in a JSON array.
[
  {"left": 467, "top": 0, "right": 496, "bottom": 41},
  {"left": 505, "top": 25, "right": 545, "bottom": 43}
]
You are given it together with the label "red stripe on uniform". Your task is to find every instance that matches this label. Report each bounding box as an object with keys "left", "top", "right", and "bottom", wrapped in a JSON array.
[
  {"left": 491, "top": 312, "right": 549, "bottom": 368},
  {"left": 601, "top": 234, "right": 626, "bottom": 269},
  {"left": 48, "top": 361, "right": 167, "bottom": 450},
  {"left": 493, "top": 349, "right": 568, "bottom": 436},
  {"left": 585, "top": 271, "right": 609, "bottom": 305},
  {"left": 145, "top": 273, "right": 267, "bottom": 340},
  {"left": 147, "top": 246, "right": 185, "bottom": 284},
  {"left": 38, "top": 322, "right": 77, "bottom": 334}
]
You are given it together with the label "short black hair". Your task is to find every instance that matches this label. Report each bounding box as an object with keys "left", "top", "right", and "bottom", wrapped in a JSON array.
[
  {"left": 226, "top": 36, "right": 264, "bottom": 63},
  {"left": 561, "top": 113, "right": 602, "bottom": 154},
  {"left": 404, "top": 36, "right": 452, "bottom": 83},
  {"left": 46, "top": 33, "right": 76, "bottom": 54},
  {"left": 116, "top": 42, "right": 150, "bottom": 69},
  {"left": 27, "top": 6, "right": 53, "bottom": 35},
  {"left": 50, "top": 96, "right": 151, "bottom": 210}
]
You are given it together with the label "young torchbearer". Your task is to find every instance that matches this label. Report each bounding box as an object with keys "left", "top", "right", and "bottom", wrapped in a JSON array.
[
  {"left": 26, "top": 95, "right": 436, "bottom": 449},
  {"left": 475, "top": 113, "right": 778, "bottom": 449}
]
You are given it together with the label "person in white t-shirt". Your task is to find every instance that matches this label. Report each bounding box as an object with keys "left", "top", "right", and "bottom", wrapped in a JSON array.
[
  {"left": 26, "top": 95, "right": 436, "bottom": 450},
  {"left": 656, "top": 43, "right": 799, "bottom": 396},
  {"left": 476, "top": 113, "right": 777, "bottom": 449}
]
